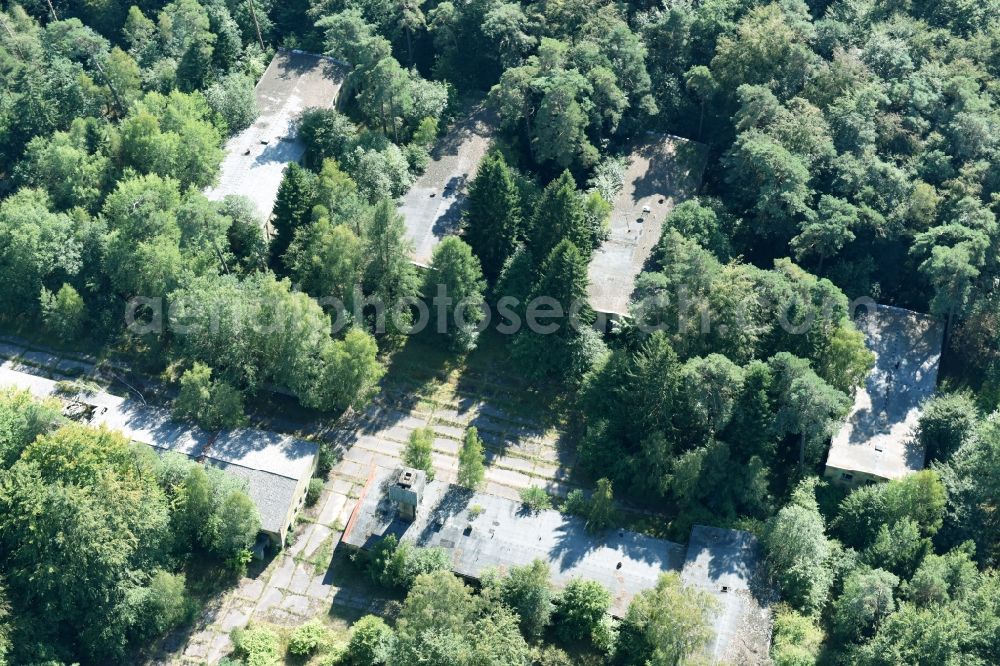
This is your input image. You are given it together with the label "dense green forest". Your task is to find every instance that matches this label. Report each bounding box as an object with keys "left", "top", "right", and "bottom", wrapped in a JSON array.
[
  {"left": 2, "top": 0, "right": 1000, "bottom": 662},
  {"left": 0, "top": 388, "right": 261, "bottom": 663}
]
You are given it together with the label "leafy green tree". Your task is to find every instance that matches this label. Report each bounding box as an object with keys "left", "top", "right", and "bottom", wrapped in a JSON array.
[
  {"left": 118, "top": 90, "right": 223, "bottom": 189},
  {"left": 231, "top": 625, "right": 281, "bottom": 666},
  {"left": 364, "top": 199, "right": 419, "bottom": 334},
  {"left": 679, "top": 354, "right": 745, "bottom": 438},
  {"left": 763, "top": 479, "right": 833, "bottom": 615},
  {"left": 911, "top": 224, "right": 989, "bottom": 341},
  {"left": 288, "top": 619, "right": 330, "bottom": 657},
  {"left": 834, "top": 470, "right": 947, "bottom": 551},
  {"left": 286, "top": 216, "right": 365, "bottom": 311},
  {"left": 0, "top": 188, "right": 80, "bottom": 312},
  {"left": 813, "top": 323, "right": 874, "bottom": 395},
  {"left": 15, "top": 128, "right": 110, "bottom": 212},
  {"left": 299, "top": 109, "right": 359, "bottom": 170},
  {"left": 312, "top": 159, "right": 370, "bottom": 232},
  {"left": 904, "top": 545, "right": 978, "bottom": 607},
  {"left": 39, "top": 283, "right": 85, "bottom": 341},
  {"left": 832, "top": 567, "right": 899, "bottom": 642},
  {"left": 425, "top": 236, "right": 486, "bottom": 351},
  {"left": 101, "top": 174, "right": 192, "bottom": 298},
  {"left": 862, "top": 518, "right": 928, "bottom": 579},
  {"left": 0, "top": 423, "right": 172, "bottom": 662},
  {"left": 684, "top": 65, "right": 716, "bottom": 139},
  {"left": 270, "top": 163, "right": 317, "bottom": 271},
  {"left": 519, "top": 485, "right": 552, "bottom": 512},
  {"left": 464, "top": 152, "right": 522, "bottom": 283},
  {"left": 403, "top": 427, "right": 435, "bottom": 480},
  {"left": 392, "top": 570, "right": 477, "bottom": 664},
  {"left": 221, "top": 195, "right": 268, "bottom": 274},
  {"left": 852, "top": 601, "right": 979, "bottom": 666},
  {"left": 169, "top": 273, "right": 382, "bottom": 412},
  {"left": 485, "top": 558, "right": 553, "bottom": 638},
  {"left": 205, "top": 72, "right": 259, "bottom": 135},
  {"left": 614, "top": 572, "right": 718, "bottom": 666},
  {"left": 208, "top": 490, "right": 260, "bottom": 565},
  {"left": 531, "top": 69, "right": 598, "bottom": 169},
  {"left": 657, "top": 198, "right": 734, "bottom": 261},
  {"left": 926, "top": 418, "right": 1000, "bottom": 565},
  {"left": 468, "top": 605, "right": 532, "bottom": 666},
  {"left": 173, "top": 362, "right": 246, "bottom": 431},
  {"left": 0, "top": 388, "right": 59, "bottom": 469},
  {"left": 917, "top": 392, "right": 978, "bottom": 463},
  {"left": 723, "top": 130, "right": 813, "bottom": 242},
  {"left": 345, "top": 615, "right": 395, "bottom": 665},
  {"left": 709, "top": 3, "right": 815, "bottom": 102},
  {"left": 791, "top": 195, "right": 858, "bottom": 272},
  {"left": 307, "top": 328, "right": 385, "bottom": 413},
  {"left": 771, "top": 606, "right": 823, "bottom": 666},
  {"left": 768, "top": 353, "right": 850, "bottom": 470},
  {"left": 457, "top": 427, "right": 485, "bottom": 490},
  {"left": 137, "top": 570, "right": 190, "bottom": 639},
  {"left": 554, "top": 578, "right": 612, "bottom": 646}
]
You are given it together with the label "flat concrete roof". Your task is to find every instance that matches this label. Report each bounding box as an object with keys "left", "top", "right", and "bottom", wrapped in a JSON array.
[
  {"left": 343, "top": 467, "right": 686, "bottom": 616},
  {"left": 587, "top": 135, "right": 708, "bottom": 316},
  {"left": 204, "top": 49, "right": 347, "bottom": 220},
  {"left": 210, "top": 428, "right": 317, "bottom": 482},
  {"left": 826, "top": 304, "right": 945, "bottom": 481},
  {"left": 0, "top": 362, "right": 317, "bottom": 536},
  {"left": 681, "top": 526, "right": 772, "bottom": 665},
  {"left": 399, "top": 105, "right": 495, "bottom": 266}
]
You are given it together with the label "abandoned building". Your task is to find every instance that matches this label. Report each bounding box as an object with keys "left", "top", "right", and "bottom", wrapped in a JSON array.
[
  {"left": 398, "top": 104, "right": 495, "bottom": 266},
  {"left": 586, "top": 134, "right": 708, "bottom": 319},
  {"left": 0, "top": 363, "right": 317, "bottom": 545},
  {"left": 204, "top": 49, "right": 347, "bottom": 221},
  {"left": 824, "top": 304, "right": 945, "bottom": 485},
  {"left": 342, "top": 465, "right": 771, "bottom": 662},
  {"left": 681, "top": 525, "right": 773, "bottom": 665}
]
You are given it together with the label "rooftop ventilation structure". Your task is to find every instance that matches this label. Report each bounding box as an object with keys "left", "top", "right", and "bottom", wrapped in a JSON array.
[{"left": 388, "top": 467, "right": 427, "bottom": 522}]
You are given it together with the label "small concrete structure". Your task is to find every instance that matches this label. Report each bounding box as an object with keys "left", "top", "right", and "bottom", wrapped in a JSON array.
[
  {"left": 0, "top": 363, "right": 317, "bottom": 545},
  {"left": 398, "top": 105, "right": 495, "bottom": 266},
  {"left": 825, "top": 304, "right": 945, "bottom": 485},
  {"left": 388, "top": 467, "right": 426, "bottom": 522},
  {"left": 205, "top": 49, "right": 347, "bottom": 221},
  {"left": 681, "top": 526, "right": 773, "bottom": 665},
  {"left": 587, "top": 134, "right": 708, "bottom": 318}
]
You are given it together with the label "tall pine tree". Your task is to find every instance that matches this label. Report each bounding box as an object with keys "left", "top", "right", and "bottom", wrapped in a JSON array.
[
  {"left": 512, "top": 239, "right": 596, "bottom": 382},
  {"left": 528, "top": 170, "right": 591, "bottom": 262},
  {"left": 463, "top": 153, "right": 521, "bottom": 283},
  {"left": 270, "top": 163, "right": 316, "bottom": 272}
]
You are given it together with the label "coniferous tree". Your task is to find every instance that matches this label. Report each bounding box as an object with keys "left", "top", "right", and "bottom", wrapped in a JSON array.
[
  {"left": 457, "top": 427, "right": 486, "bottom": 489},
  {"left": 270, "top": 163, "right": 316, "bottom": 272},
  {"left": 512, "top": 239, "right": 598, "bottom": 382},
  {"left": 528, "top": 171, "right": 592, "bottom": 263},
  {"left": 464, "top": 153, "right": 521, "bottom": 283}
]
